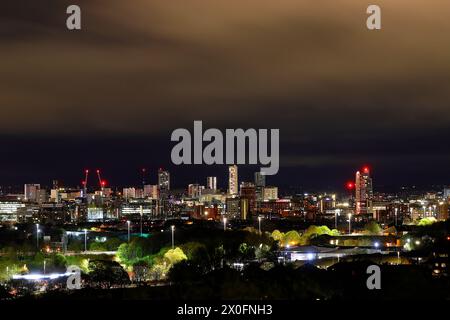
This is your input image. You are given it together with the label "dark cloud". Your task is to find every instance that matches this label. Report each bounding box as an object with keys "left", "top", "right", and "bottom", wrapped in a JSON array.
[{"left": 0, "top": 0, "right": 449, "bottom": 188}]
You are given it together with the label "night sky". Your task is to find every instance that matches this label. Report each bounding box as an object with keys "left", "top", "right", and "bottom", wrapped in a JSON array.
[{"left": 1, "top": 1, "right": 450, "bottom": 192}]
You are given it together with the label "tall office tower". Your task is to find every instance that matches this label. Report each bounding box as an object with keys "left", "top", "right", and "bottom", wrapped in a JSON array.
[
  {"left": 240, "top": 182, "right": 256, "bottom": 214},
  {"left": 263, "top": 186, "right": 278, "bottom": 200},
  {"left": 144, "top": 184, "right": 159, "bottom": 199},
  {"left": 123, "top": 187, "right": 137, "bottom": 199},
  {"left": 254, "top": 172, "right": 266, "bottom": 187},
  {"left": 444, "top": 188, "right": 450, "bottom": 199},
  {"left": 228, "top": 165, "right": 238, "bottom": 195},
  {"left": 207, "top": 176, "right": 217, "bottom": 191},
  {"left": 188, "top": 184, "right": 204, "bottom": 198},
  {"left": 158, "top": 168, "right": 170, "bottom": 191},
  {"left": 355, "top": 166, "right": 373, "bottom": 215},
  {"left": 24, "top": 184, "right": 40, "bottom": 202},
  {"left": 254, "top": 171, "right": 265, "bottom": 203}
]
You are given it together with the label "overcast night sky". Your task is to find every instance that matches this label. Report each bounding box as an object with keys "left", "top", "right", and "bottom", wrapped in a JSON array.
[{"left": 1, "top": 0, "right": 450, "bottom": 191}]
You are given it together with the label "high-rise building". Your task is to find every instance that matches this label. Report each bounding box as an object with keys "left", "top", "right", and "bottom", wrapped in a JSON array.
[
  {"left": 355, "top": 166, "right": 373, "bottom": 215},
  {"left": 158, "top": 168, "right": 170, "bottom": 191},
  {"left": 144, "top": 184, "right": 159, "bottom": 199},
  {"left": 123, "top": 187, "right": 137, "bottom": 199},
  {"left": 188, "top": 184, "right": 204, "bottom": 198},
  {"left": 24, "top": 184, "right": 40, "bottom": 202},
  {"left": 444, "top": 188, "right": 450, "bottom": 199},
  {"left": 254, "top": 172, "right": 265, "bottom": 187},
  {"left": 207, "top": 176, "right": 217, "bottom": 191},
  {"left": 263, "top": 186, "right": 278, "bottom": 201},
  {"left": 228, "top": 165, "right": 238, "bottom": 195},
  {"left": 240, "top": 182, "right": 256, "bottom": 214},
  {"left": 254, "top": 172, "right": 265, "bottom": 203}
]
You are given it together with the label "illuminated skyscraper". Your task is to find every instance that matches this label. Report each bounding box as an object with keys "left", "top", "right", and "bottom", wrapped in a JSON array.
[
  {"left": 24, "top": 184, "right": 40, "bottom": 202},
  {"left": 207, "top": 176, "right": 217, "bottom": 191},
  {"left": 355, "top": 166, "right": 373, "bottom": 215},
  {"left": 254, "top": 172, "right": 265, "bottom": 187},
  {"left": 228, "top": 165, "right": 238, "bottom": 195},
  {"left": 188, "top": 183, "right": 203, "bottom": 198},
  {"left": 240, "top": 182, "right": 256, "bottom": 214},
  {"left": 158, "top": 168, "right": 170, "bottom": 191},
  {"left": 254, "top": 171, "right": 265, "bottom": 203}
]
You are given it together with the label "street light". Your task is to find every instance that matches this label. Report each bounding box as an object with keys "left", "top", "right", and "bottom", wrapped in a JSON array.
[
  {"left": 84, "top": 229, "right": 87, "bottom": 252},
  {"left": 36, "top": 223, "right": 39, "bottom": 250},
  {"left": 258, "top": 216, "right": 262, "bottom": 234},
  {"left": 223, "top": 217, "right": 227, "bottom": 231},
  {"left": 140, "top": 205, "right": 143, "bottom": 236},
  {"left": 171, "top": 225, "right": 175, "bottom": 249},
  {"left": 394, "top": 208, "right": 398, "bottom": 226},
  {"left": 347, "top": 214, "right": 352, "bottom": 234},
  {"left": 334, "top": 209, "right": 340, "bottom": 230},
  {"left": 127, "top": 220, "right": 131, "bottom": 242}
]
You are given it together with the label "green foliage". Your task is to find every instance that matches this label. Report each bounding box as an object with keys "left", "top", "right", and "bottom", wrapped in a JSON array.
[
  {"left": 364, "top": 221, "right": 382, "bottom": 234},
  {"left": 255, "top": 244, "right": 271, "bottom": 260},
  {"left": 163, "top": 247, "right": 187, "bottom": 265},
  {"left": 68, "top": 239, "right": 83, "bottom": 252},
  {"left": 89, "top": 237, "right": 123, "bottom": 251},
  {"left": 418, "top": 217, "right": 437, "bottom": 226},
  {"left": 283, "top": 230, "right": 301, "bottom": 246},
  {"left": 271, "top": 230, "right": 284, "bottom": 242},
  {"left": 88, "top": 260, "right": 130, "bottom": 286}
]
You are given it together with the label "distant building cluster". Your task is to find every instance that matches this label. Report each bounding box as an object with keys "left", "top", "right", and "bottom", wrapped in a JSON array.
[{"left": 0, "top": 165, "right": 449, "bottom": 225}]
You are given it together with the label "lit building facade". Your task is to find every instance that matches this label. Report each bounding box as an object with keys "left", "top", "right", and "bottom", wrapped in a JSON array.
[
  {"left": 263, "top": 186, "right": 278, "bottom": 201},
  {"left": 158, "top": 168, "right": 170, "bottom": 191},
  {"left": 355, "top": 167, "right": 373, "bottom": 215},
  {"left": 207, "top": 176, "right": 217, "bottom": 191},
  {"left": 24, "top": 184, "right": 40, "bottom": 202},
  {"left": 228, "top": 165, "right": 238, "bottom": 195}
]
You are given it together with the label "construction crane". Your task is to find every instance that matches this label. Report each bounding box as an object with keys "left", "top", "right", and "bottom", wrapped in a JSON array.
[
  {"left": 82, "top": 169, "right": 89, "bottom": 197},
  {"left": 96, "top": 169, "right": 106, "bottom": 191}
]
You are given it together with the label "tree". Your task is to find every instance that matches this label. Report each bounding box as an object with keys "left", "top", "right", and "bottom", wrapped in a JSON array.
[
  {"left": 132, "top": 261, "right": 150, "bottom": 282},
  {"left": 418, "top": 217, "right": 437, "bottom": 226},
  {"left": 364, "top": 221, "right": 382, "bottom": 234},
  {"left": 283, "top": 231, "right": 301, "bottom": 246},
  {"left": 88, "top": 260, "right": 130, "bottom": 286},
  {"left": 168, "top": 260, "right": 202, "bottom": 283},
  {"left": 271, "top": 230, "right": 284, "bottom": 242},
  {"left": 255, "top": 244, "right": 271, "bottom": 260},
  {"left": 163, "top": 247, "right": 187, "bottom": 265}
]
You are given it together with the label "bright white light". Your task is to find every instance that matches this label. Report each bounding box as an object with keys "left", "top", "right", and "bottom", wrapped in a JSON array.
[{"left": 12, "top": 272, "right": 75, "bottom": 281}]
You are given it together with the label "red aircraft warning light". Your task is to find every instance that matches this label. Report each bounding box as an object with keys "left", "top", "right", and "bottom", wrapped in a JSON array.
[
  {"left": 346, "top": 182, "right": 355, "bottom": 190},
  {"left": 362, "top": 166, "right": 370, "bottom": 174}
]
